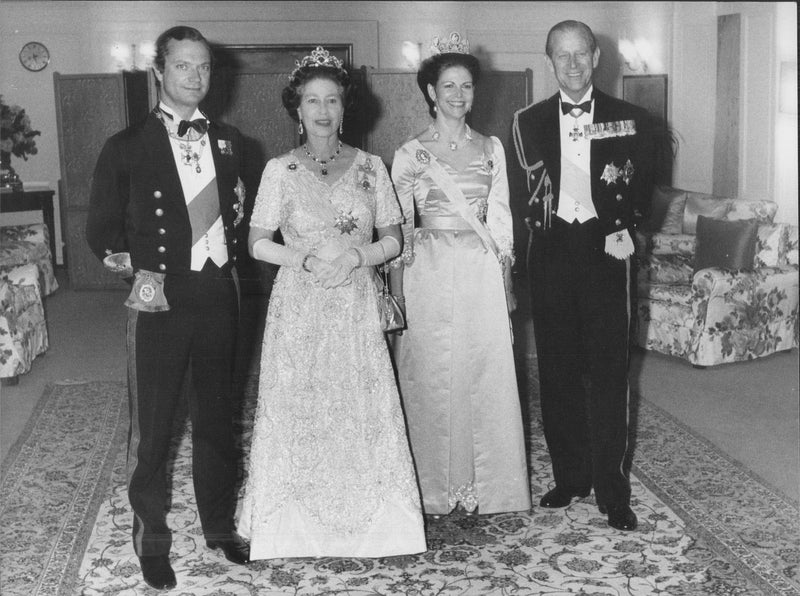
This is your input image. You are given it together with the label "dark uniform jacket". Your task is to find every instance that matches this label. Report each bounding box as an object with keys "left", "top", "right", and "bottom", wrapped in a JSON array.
[
  {"left": 86, "top": 110, "right": 244, "bottom": 275},
  {"left": 511, "top": 89, "right": 655, "bottom": 243}
]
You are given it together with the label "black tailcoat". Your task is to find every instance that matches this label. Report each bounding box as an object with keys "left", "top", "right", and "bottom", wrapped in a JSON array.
[
  {"left": 86, "top": 111, "right": 245, "bottom": 556},
  {"left": 510, "top": 89, "right": 656, "bottom": 507}
]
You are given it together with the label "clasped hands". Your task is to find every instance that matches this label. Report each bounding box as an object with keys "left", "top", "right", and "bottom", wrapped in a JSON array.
[{"left": 304, "top": 249, "right": 360, "bottom": 289}]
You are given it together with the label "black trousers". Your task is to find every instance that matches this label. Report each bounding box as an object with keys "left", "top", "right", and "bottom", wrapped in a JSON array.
[
  {"left": 528, "top": 218, "right": 633, "bottom": 508},
  {"left": 125, "top": 264, "right": 238, "bottom": 556}
]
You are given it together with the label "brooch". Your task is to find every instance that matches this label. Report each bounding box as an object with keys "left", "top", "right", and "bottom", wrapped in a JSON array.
[
  {"left": 622, "top": 159, "right": 635, "bottom": 185},
  {"left": 334, "top": 212, "right": 359, "bottom": 235},
  {"left": 288, "top": 162, "right": 297, "bottom": 171},
  {"left": 218, "top": 139, "right": 233, "bottom": 155},
  {"left": 415, "top": 149, "right": 430, "bottom": 164},
  {"left": 600, "top": 162, "right": 621, "bottom": 186},
  {"left": 357, "top": 162, "right": 376, "bottom": 191}
]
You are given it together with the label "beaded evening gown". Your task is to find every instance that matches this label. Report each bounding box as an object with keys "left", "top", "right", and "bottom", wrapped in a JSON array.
[
  {"left": 390, "top": 136, "right": 531, "bottom": 516},
  {"left": 236, "top": 149, "right": 426, "bottom": 560}
]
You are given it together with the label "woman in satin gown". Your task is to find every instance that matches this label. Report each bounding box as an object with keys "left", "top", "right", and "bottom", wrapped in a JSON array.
[
  {"left": 236, "top": 47, "right": 426, "bottom": 559},
  {"left": 389, "top": 37, "right": 531, "bottom": 517}
]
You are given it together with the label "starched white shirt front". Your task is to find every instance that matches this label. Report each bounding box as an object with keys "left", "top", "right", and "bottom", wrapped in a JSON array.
[
  {"left": 556, "top": 87, "right": 598, "bottom": 223},
  {"left": 159, "top": 102, "right": 227, "bottom": 270}
]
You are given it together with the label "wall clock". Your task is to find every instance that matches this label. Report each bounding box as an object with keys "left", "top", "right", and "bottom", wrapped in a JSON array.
[{"left": 19, "top": 41, "right": 50, "bottom": 72}]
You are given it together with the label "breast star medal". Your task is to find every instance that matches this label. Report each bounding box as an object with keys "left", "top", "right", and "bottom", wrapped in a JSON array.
[{"left": 334, "top": 211, "right": 359, "bottom": 234}]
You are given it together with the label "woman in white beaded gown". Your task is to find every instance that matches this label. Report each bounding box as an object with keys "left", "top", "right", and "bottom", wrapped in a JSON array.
[
  {"left": 389, "top": 34, "right": 531, "bottom": 517},
  {"left": 236, "top": 47, "right": 426, "bottom": 560}
]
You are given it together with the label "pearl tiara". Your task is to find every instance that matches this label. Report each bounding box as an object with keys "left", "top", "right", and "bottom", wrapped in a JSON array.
[
  {"left": 430, "top": 32, "right": 471, "bottom": 55},
  {"left": 289, "top": 46, "right": 346, "bottom": 80}
]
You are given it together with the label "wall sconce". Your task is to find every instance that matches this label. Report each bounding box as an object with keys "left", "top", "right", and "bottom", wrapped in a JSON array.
[
  {"left": 618, "top": 37, "right": 657, "bottom": 73},
  {"left": 401, "top": 41, "right": 421, "bottom": 71},
  {"left": 111, "top": 41, "right": 155, "bottom": 71},
  {"left": 110, "top": 42, "right": 132, "bottom": 70},
  {"left": 779, "top": 61, "right": 797, "bottom": 115}
]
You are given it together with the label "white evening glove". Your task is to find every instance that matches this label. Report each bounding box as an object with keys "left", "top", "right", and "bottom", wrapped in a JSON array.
[{"left": 251, "top": 237, "right": 305, "bottom": 269}]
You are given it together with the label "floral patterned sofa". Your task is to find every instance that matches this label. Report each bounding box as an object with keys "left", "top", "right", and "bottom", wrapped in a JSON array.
[
  {"left": 0, "top": 223, "right": 58, "bottom": 383},
  {"left": 635, "top": 186, "right": 799, "bottom": 367}
]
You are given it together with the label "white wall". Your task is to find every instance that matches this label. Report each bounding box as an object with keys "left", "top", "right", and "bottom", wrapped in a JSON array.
[
  {"left": 774, "top": 1, "right": 798, "bottom": 225},
  {"left": 1, "top": 1, "right": 794, "bottom": 263},
  {"left": 670, "top": 2, "right": 717, "bottom": 193}
]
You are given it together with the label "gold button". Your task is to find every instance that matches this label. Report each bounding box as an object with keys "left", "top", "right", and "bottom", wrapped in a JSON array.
[
  {"left": 535, "top": 220, "right": 542, "bottom": 228},
  {"left": 158, "top": 263, "right": 166, "bottom": 271},
  {"left": 616, "top": 194, "right": 623, "bottom": 201},
  {"left": 533, "top": 197, "right": 540, "bottom": 204},
  {"left": 155, "top": 208, "right": 164, "bottom": 216},
  {"left": 153, "top": 190, "right": 162, "bottom": 199},
  {"left": 158, "top": 228, "right": 166, "bottom": 235},
  {"left": 615, "top": 219, "right": 622, "bottom": 226},
  {"left": 158, "top": 246, "right": 166, "bottom": 253}
]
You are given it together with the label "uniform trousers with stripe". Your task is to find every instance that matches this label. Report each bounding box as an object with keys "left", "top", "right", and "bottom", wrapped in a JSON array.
[
  {"left": 126, "top": 262, "right": 238, "bottom": 557},
  {"left": 527, "top": 217, "right": 634, "bottom": 508}
]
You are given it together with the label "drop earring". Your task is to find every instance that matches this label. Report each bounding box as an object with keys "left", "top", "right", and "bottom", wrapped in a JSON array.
[
  {"left": 298, "top": 121, "right": 304, "bottom": 136},
  {"left": 339, "top": 119, "right": 344, "bottom": 135}
]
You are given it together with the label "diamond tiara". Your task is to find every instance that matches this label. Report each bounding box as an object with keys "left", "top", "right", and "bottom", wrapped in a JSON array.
[
  {"left": 289, "top": 46, "right": 345, "bottom": 80},
  {"left": 430, "top": 32, "right": 470, "bottom": 55}
]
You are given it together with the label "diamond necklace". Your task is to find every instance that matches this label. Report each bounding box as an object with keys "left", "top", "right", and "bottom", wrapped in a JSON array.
[
  {"left": 431, "top": 123, "right": 473, "bottom": 151},
  {"left": 304, "top": 141, "right": 343, "bottom": 176}
]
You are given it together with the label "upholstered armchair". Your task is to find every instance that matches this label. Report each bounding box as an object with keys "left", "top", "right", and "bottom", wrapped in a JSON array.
[
  {"left": 0, "top": 264, "right": 48, "bottom": 384},
  {"left": 635, "top": 187, "right": 799, "bottom": 367},
  {"left": 0, "top": 223, "right": 58, "bottom": 383}
]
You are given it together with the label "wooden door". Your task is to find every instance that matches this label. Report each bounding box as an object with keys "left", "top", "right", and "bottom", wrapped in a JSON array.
[{"left": 54, "top": 71, "right": 149, "bottom": 289}]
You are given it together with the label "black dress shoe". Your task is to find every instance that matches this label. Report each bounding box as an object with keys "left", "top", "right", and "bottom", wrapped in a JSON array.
[
  {"left": 139, "top": 555, "right": 176, "bottom": 590},
  {"left": 606, "top": 504, "right": 638, "bottom": 531},
  {"left": 539, "top": 487, "right": 591, "bottom": 508},
  {"left": 207, "top": 535, "right": 250, "bottom": 565}
]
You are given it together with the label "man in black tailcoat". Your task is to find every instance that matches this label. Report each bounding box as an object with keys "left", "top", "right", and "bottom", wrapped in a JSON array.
[
  {"left": 510, "top": 20, "right": 656, "bottom": 531},
  {"left": 86, "top": 25, "right": 249, "bottom": 590}
]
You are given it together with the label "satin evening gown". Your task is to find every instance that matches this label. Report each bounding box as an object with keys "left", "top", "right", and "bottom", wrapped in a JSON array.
[{"left": 390, "top": 136, "right": 531, "bottom": 516}]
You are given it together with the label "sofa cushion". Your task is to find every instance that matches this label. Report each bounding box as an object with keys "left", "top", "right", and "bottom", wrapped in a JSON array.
[
  {"left": 683, "top": 193, "right": 731, "bottom": 235},
  {"left": 754, "top": 224, "right": 784, "bottom": 268},
  {"left": 644, "top": 186, "right": 687, "bottom": 234},
  {"left": 724, "top": 199, "right": 778, "bottom": 224},
  {"left": 694, "top": 216, "right": 758, "bottom": 273}
]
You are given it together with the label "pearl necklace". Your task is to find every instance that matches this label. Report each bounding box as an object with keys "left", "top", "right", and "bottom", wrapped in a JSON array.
[
  {"left": 431, "top": 123, "right": 473, "bottom": 151},
  {"left": 304, "top": 141, "right": 343, "bottom": 176}
]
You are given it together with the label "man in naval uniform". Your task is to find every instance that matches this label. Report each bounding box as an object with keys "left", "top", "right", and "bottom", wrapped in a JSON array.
[
  {"left": 86, "top": 25, "right": 249, "bottom": 590},
  {"left": 510, "top": 20, "right": 655, "bottom": 531}
]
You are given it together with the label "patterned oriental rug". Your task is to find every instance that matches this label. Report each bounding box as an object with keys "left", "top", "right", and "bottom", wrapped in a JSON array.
[{"left": 1, "top": 372, "right": 798, "bottom": 596}]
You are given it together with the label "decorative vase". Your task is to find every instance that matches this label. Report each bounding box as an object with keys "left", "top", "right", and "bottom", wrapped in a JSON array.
[{"left": 1, "top": 150, "right": 23, "bottom": 191}]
